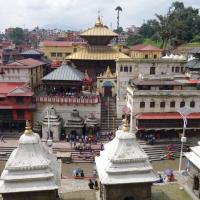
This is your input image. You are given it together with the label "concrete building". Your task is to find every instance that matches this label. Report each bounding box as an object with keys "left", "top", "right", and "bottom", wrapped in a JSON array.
[
  {"left": 0, "top": 121, "right": 60, "bottom": 200},
  {"left": 0, "top": 58, "right": 45, "bottom": 89},
  {"left": 185, "top": 141, "right": 200, "bottom": 198},
  {"left": 124, "top": 54, "right": 200, "bottom": 139},
  {"left": 41, "top": 41, "right": 85, "bottom": 61},
  {"left": 0, "top": 82, "right": 35, "bottom": 132},
  {"left": 116, "top": 55, "right": 186, "bottom": 119},
  {"left": 129, "top": 44, "right": 163, "bottom": 59},
  {"left": 95, "top": 119, "right": 158, "bottom": 200}
]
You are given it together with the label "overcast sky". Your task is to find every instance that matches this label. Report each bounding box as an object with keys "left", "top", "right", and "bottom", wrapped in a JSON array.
[{"left": 0, "top": 0, "right": 200, "bottom": 32}]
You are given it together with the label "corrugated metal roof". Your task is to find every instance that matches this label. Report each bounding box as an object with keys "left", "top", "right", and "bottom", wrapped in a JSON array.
[
  {"left": 185, "top": 59, "right": 200, "bottom": 68},
  {"left": 130, "top": 44, "right": 162, "bottom": 51},
  {"left": 66, "top": 46, "right": 130, "bottom": 60},
  {"left": 42, "top": 64, "right": 84, "bottom": 81},
  {"left": 190, "top": 47, "right": 200, "bottom": 54},
  {"left": 20, "top": 49, "right": 43, "bottom": 55}
]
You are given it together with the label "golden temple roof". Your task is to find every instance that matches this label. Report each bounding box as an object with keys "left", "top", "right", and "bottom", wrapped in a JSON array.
[
  {"left": 80, "top": 17, "right": 118, "bottom": 37},
  {"left": 66, "top": 46, "right": 130, "bottom": 60}
]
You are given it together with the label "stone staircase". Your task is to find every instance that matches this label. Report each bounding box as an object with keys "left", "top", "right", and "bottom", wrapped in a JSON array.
[
  {"left": 0, "top": 138, "right": 194, "bottom": 163},
  {"left": 100, "top": 97, "right": 117, "bottom": 133},
  {"left": 0, "top": 131, "right": 22, "bottom": 139}
]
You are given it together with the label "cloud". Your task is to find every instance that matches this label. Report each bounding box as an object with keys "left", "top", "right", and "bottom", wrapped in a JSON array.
[{"left": 0, "top": 0, "right": 199, "bottom": 32}]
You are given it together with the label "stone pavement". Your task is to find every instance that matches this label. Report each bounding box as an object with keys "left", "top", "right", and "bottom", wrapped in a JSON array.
[
  {"left": 156, "top": 170, "right": 198, "bottom": 200},
  {"left": 0, "top": 138, "right": 102, "bottom": 149}
]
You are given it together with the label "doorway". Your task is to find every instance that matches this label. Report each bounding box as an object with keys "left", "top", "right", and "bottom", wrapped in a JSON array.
[
  {"left": 193, "top": 175, "right": 199, "bottom": 191},
  {"left": 124, "top": 196, "right": 135, "bottom": 200},
  {"left": 103, "top": 81, "right": 113, "bottom": 97}
]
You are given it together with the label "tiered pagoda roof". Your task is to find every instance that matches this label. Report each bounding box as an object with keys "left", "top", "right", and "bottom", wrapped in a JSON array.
[
  {"left": 0, "top": 121, "right": 59, "bottom": 194},
  {"left": 66, "top": 16, "right": 130, "bottom": 61},
  {"left": 80, "top": 16, "right": 117, "bottom": 45},
  {"left": 95, "top": 120, "right": 158, "bottom": 184},
  {"left": 65, "top": 109, "right": 84, "bottom": 128}
]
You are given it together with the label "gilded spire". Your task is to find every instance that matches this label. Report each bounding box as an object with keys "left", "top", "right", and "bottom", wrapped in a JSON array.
[
  {"left": 105, "top": 66, "right": 112, "bottom": 78},
  {"left": 95, "top": 16, "right": 103, "bottom": 27},
  {"left": 24, "top": 120, "right": 32, "bottom": 135},
  {"left": 122, "top": 118, "right": 129, "bottom": 132}
]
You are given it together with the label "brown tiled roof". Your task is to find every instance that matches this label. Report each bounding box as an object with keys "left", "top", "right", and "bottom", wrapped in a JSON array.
[
  {"left": 6, "top": 58, "right": 45, "bottom": 68},
  {"left": 130, "top": 44, "right": 162, "bottom": 51},
  {"left": 42, "top": 41, "right": 73, "bottom": 47}
]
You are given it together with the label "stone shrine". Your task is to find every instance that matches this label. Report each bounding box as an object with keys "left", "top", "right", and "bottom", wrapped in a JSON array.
[
  {"left": 95, "top": 119, "right": 158, "bottom": 200},
  {"left": 185, "top": 141, "right": 200, "bottom": 198},
  {"left": 42, "top": 106, "right": 62, "bottom": 141},
  {"left": 64, "top": 108, "right": 84, "bottom": 136},
  {"left": 85, "top": 113, "right": 99, "bottom": 135},
  {"left": 0, "top": 121, "right": 60, "bottom": 200}
]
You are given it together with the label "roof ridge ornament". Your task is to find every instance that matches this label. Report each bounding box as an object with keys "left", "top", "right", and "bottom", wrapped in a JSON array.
[
  {"left": 105, "top": 66, "right": 112, "bottom": 78},
  {"left": 95, "top": 16, "right": 103, "bottom": 27},
  {"left": 122, "top": 118, "right": 129, "bottom": 132},
  {"left": 24, "top": 120, "right": 32, "bottom": 135}
]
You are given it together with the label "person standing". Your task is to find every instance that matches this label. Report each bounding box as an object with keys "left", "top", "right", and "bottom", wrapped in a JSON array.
[
  {"left": 0, "top": 135, "right": 5, "bottom": 143},
  {"left": 88, "top": 179, "right": 94, "bottom": 189}
]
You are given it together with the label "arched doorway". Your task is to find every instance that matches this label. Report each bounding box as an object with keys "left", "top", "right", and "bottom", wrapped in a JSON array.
[
  {"left": 103, "top": 81, "right": 113, "bottom": 97},
  {"left": 124, "top": 196, "right": 135, "bottom": 200},
  {"left": 193, "top": 175, "right": 199, "bottom": 191}
]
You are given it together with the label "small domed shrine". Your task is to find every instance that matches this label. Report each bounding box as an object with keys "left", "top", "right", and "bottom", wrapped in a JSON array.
[
  {"left": 95, "top": 119, "right": 158, "bottom": 200},
  {"left": 0, "top": 121, "right": 60, "bottom": 200},
  {"left": 42, "top": 106, "right": 62, "bottom": 141},
  {"left": 64, "top": 108, "right": 84, "bottom": 136}
]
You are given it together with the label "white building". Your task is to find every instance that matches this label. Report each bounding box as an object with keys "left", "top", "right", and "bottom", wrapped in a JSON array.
[
  {"left": 95, "top": 119, "right": 158, "bottom": 200},
  {"left": 0, "top": 121, "right": 60, "bottom": 200}
]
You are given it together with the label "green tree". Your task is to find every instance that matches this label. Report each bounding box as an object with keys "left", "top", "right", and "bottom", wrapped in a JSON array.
[
  {"left": 126, "top": 33, "right": 144, "bottom": 47},
  {"left": 8, "top": 27, "right": 25, "bottom": 45},
  {"left": 139, "top": 19, "right": 160, "bottom": 38},
  {"left": 113, "top": 26, "right": 123, "bottom": 34}
]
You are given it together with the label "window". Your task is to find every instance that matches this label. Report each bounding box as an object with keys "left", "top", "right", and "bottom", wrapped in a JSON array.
[
  {"left": 129, "top": 66, "right": 132, "bottom": 72},
  {"left": 57, "top": 52, "right": 62, "bottom": 57},
  {"left": 160, "top": 101, "right": 165, "bottom": 108},
  {"left": 140, "top": 101, "right": 145, "bottom": 108},
  {"left": 170, "top": 101, "right": 175, "bottom": 108},
  {"left": 51, "top": 52, "right": 56, "bottom": 57},
  {"left": 190, "top": 101, "right": 195, "bottom": 108},
  {"left": 175, "top": 67, "right": 179, "bottom": 73},
  {"left": 180, "top": 101, "right": 185, "bottom": 107},
  {"left": 150, "top": 67, "right": 155, "bottom": 75},
  {"left": 17, "top": 110, "right": 24, "bottom": 119},
  {"left": 150, "top": 101, "right": 155, "bottom": 108},
  {"left": 145, "top": 54, "right": 148, "bottom": 59},
  {"left": 16, "top": 97, "right": 23, "bottom": 104},
  {"left": 172, "top": 67, "right": 174, "bottom": 72},
  {"left": 120, "top": 65, "right": 123, "bottom": 72},
  {"left": 153, "top": 54, "right": 157, "bottom": 59},
  {"left": 181, "top": 67, "right": 184, "bottom": 73},
  {"left": 124, "top": 66, "right": 128, "bottom": 72}
]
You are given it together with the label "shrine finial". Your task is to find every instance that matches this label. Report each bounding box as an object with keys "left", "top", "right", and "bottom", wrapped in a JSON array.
[{"left": 24, "top": 120, "right": 32, "bottom": 135}]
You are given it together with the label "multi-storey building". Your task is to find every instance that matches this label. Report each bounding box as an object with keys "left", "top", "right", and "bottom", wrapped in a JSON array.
[
  {"left": 124, "top": 53, "right": 200, "bottom": 139},
  {"left": 0, "top": 82, "right": 35, "bottom": 132},
  {"left": 129, "top": 44, "right": 163, "bottom": 59},
  {"left": 116, "top": 56, "right": 186, "bottom": 118},
  {"left": 40, "top": 41, "right": 85, "bottom": 61},
  {"left": 0, "top": 58, "right": 45, "bottom": 89}
]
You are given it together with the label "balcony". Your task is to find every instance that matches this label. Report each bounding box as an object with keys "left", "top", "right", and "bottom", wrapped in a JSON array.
[
  {"left": 36, "top": 95, "right": 100, "bottom": 104},
  {"left": 127, "top": 87, "right": 200, "bottom": 97}
]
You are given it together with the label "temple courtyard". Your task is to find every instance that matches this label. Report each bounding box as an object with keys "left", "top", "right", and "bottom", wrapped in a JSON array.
[{"left": 0, "top": 159, "right": 194, "bottom": 200}]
